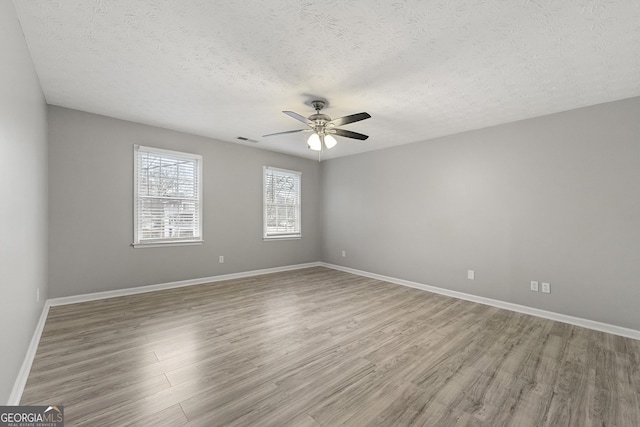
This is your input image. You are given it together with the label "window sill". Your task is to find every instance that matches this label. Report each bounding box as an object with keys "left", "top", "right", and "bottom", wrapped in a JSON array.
[
  {"left": 263, "top": 235, "right": 302, "bottom": 241},
  {"left": 132, "top": 240, "right": 204, "bottom": 248}
]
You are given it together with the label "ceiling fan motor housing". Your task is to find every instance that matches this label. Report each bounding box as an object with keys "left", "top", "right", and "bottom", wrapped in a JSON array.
[
  {"left": 308, "top": 113, "right": 332, "bottom": 127},
  {"left": 309, "top": 100, "right": 331, "bottom": 132}
]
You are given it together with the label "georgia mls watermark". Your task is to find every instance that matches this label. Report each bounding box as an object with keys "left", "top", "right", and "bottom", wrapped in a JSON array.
[{"left": 0, "top": 406, "right": 64, "bottom": 427}]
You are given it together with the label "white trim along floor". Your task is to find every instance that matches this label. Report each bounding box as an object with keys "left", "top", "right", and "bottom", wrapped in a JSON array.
[{"left": 9, "top": 262, "right": 639, "bottom": 404}]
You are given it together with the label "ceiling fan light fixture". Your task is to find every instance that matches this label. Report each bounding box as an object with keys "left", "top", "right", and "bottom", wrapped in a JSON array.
[
  {"left": 324, "top": 134, "right": 337, "bottom": 149},
  {"left": 307, "top": 133, "right": 321, "bottom": 151}
]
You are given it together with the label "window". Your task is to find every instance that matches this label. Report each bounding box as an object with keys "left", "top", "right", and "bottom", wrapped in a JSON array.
[
  {"left": 263, "top": 166, "right": 301, "bottom": 239},
  {"left": 134, "top": 145, "right": 202, "bottom": 247}
]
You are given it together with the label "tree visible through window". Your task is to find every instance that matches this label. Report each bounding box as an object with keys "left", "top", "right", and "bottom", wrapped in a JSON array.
[
  {"left": 134, "top": 145, "right": 202, "bottom": 246},
  {"left": 263, "top": 166, "right": 301, "bottom": 239}
]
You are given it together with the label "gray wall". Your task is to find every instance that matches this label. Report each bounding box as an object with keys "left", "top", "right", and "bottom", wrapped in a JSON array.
[
  {"left": 0, "top": 1, "right": 48, "bottom": 404},
  {"left": 322, "top": 96, "right": 640, "bottom": 331},
  {"left": 48, "top": 106, "right": 321, "bottom": 298}
]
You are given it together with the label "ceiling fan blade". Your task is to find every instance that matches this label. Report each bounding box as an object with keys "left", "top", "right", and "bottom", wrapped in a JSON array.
[
  {"left": 283, "top": 111, "right": 313, "bottom": 126},
  {"left": 329, "top": 128, "right": 369, "bottom": 140},
  {"left": 327, "top": 112, "right": 371, "bottom": 127},
  {"left": 262, "top": 129, "right": 310, "bottom": 137}
]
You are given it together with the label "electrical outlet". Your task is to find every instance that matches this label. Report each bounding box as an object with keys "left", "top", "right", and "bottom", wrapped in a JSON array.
[
  {"left": 219, "top": 256, "right": 224, "bottom": 263},
  {"left": 341, "top": 250, "right": 346, "bottom": 257},
  {"left": 541, "top": 282, "right": 551, "bottom": 293},
  {"left": 530, "top": 281, "right": 539, "bottom": 292},
  {"left": 467, "top": 270, "right": 475, "bottom": 280}
]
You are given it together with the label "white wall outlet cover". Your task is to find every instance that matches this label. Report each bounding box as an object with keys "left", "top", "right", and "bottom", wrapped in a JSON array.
[
  {"left": 219, "top": 256, "right": 224, "bottom": 263},
  {"left": 467, "top": 270, "right": 475, "bottom": 280},
  {"left": 341, "top": 250, "right": 346, "bottom": 257},
  {"left": 542, "top": 282, "right": 551, "bottom": 293},
  {"left": 530, "top": 281, "right": 539, "bottom": 292}
]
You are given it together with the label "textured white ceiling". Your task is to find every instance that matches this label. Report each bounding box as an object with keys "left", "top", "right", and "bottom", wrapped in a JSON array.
[{"left": 12, "top": 0, "right": 640, "bottom": 160}]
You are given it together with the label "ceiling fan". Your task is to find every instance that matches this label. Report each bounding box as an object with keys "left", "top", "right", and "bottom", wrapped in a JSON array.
[{"left": 263, "top": 100, "right": 371, "bottom": 151}]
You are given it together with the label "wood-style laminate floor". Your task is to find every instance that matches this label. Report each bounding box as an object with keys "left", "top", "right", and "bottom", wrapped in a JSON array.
[{"left": 21, "top": 267, "right": 640, "bottom": 426}]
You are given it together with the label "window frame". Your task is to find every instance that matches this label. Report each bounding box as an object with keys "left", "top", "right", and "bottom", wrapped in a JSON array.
[
  {"left": 133, "top": 145, "right": 203, "bottom": 248},
  {"left": 263, "top": 166, "right": 302, "bottom": 240}
]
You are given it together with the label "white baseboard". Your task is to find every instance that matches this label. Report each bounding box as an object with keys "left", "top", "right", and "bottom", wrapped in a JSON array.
[
  {"left": 48, "top": 262, "right": 322, "bottom": 306},
  {"left": 7, "top": 302, "right": 51, "bottom": 405},
  {"left": 10, "top": 260, "right": 638, "bottom": 404},
  {"left": 8, "top": 262, "right": 321, "bottom": 404},
  {"left": 320, "top": 263, "right": 640, "bottom": 341}
]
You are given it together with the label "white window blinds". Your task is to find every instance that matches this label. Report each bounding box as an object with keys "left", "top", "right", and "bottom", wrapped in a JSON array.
[
  {"left": 134, "top": 145, "right": 202, "bottom": 246},
  {"left": 263, "top": 166, "right": 301, "bottom": 239}
]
